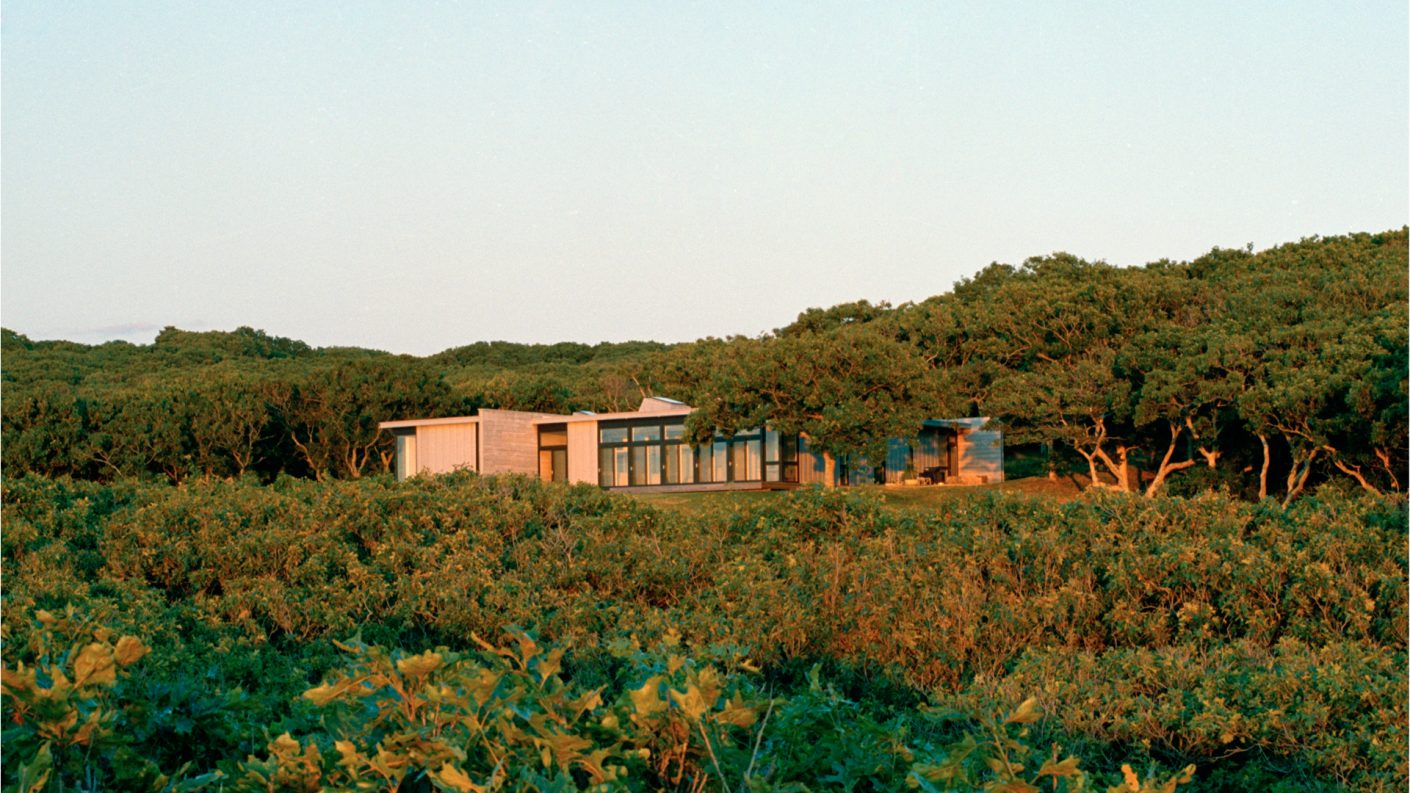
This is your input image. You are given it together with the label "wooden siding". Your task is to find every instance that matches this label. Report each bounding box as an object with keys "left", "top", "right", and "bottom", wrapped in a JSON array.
[
  {"left": 566, "top": 421, "right": 598, "bottom": 484},
  {"left": 479, "top": 409, "right": 560, "bottom": 475},
  {"left": 415, "top": 423, "right": 477, "bottom": 475}
]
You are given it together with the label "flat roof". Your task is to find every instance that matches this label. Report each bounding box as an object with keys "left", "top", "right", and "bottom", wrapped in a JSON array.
[
  {"left": 379, "top": 415, "right": 480, "bottom": 430},
  {"left": 531, "top": 406, "right": 693, "bottom": 425}
]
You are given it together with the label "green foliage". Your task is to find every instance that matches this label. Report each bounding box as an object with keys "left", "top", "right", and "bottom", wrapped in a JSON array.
[
  {"left": 2, "top": 229, "right": 1405, "bottom": 501},
  {"left": 2, "top": 474, "right": 1404, "bottom": 789},
  {"left": 1, "top": 609, "right": 1194, "bottom": 793}
]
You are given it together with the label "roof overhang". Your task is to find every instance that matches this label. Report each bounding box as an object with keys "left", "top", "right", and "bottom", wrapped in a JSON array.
[
  {"left": 531, "top": 406, "right": 693, "bottom": 425},
  {"left": 378, "top": 415, "right": 480, "bottom": 430}
]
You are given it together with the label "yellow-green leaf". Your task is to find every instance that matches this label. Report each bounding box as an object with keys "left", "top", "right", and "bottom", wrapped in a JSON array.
[
  {"left": 72, "top": 643, "right": 116, "bottom": 688},
  {"left": 432, "top": 762, "right": 485, "bottom": 792},
  {"left": 334, "top": 740, "right": 361, "bottom": 769},
  {"left": 113, "top": 636, "right": 149, "bottom": 666},
  {"left": 396, "top": 651, "right": 444, "bottom": 678},
  {"left": 716, "top": 694, "right": 757, "bottom": 728},
  {"left": 630, "top": 676, "right": 667, "bottom": 718},
  {"left": 1036, "top": 756, "right": 1081, "bottom": 778},
  {"left": 1003, "top": 697, "right": 1040, "bottom": 726},
  {"left": 670, "top": 684, "right": 709, "bottom": 721}
]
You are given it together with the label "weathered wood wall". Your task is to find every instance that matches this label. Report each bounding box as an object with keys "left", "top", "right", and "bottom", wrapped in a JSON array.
[
  {"left": 566, "top": 421, "right": 598, "bottom": 485},
  {"left": 479, "top": 409, "right": 559, "bottom": 475},
  {"left": 415, "top": 423, "right": 477, "bottom": 475}
]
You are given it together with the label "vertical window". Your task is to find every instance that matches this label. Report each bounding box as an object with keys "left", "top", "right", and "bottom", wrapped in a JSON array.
[
  {"left": 599, "top": 447, "right": 614, "bottom": 487},
  {"left": 696, "top": 443, "right": 714, "bottom": 483},
  {"left": 396, "top": 433, "right": 417, "bottom": 480},
  {"left": 666, "top": 444, "right": 693, "bottom": 484},
  {"left": 614, "top": 447, "right": 629, "bottom": 486},
  {"left": 712, "top": 439, "right": 728, "bottom": 482},
  {"left": 779, "top": 433, "right": 799, "bottom": 483}
]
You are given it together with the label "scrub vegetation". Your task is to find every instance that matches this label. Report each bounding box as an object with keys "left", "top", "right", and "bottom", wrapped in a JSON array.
[
  {"left": 2, "top": 229, "right": 1406, "bottom": 790},
  {"left": 3, "top": 475, "right": 1404, "bottom": 790}
]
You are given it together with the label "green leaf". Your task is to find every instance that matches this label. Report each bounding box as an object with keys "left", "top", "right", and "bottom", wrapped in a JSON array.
[{"left": 17, "top": 742, "right": 52, "bottom": 793}]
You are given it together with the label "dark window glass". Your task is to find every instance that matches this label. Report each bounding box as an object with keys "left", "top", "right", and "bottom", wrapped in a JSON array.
[
  {"left": 632, "top": 425, "right": 662, "bottom": 442},
  {"left": 780, "top": 434, "right": 798, "bottom": 462},
  {"left": 696, "top": 443, "right": 713, "bottom": 483},
  {"left": 664, "top": 423, "right": 685, "bottom": 441},
  {"left": 614, "top": 447, "right": 629, "bottom": 486},
  {"left": 598, "top": 448, "right": 614, "bottom": 487},
  {"left": 601, "top": 427, "right": 629, "bottom": 444}
]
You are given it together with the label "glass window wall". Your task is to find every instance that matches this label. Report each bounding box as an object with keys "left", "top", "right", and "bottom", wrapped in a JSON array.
[{"left": 597, "top": 418, "right": 797, "bottom": 488}]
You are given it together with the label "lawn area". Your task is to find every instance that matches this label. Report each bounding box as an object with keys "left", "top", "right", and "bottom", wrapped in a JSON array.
[{"left": 631, "top": 475, "right": 1083, "bottom": 514}]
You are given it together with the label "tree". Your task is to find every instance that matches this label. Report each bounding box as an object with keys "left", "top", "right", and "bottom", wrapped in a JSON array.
[
  {"left": 687, "top": 324, "right": 934, "bottom": 486},
  {"left": 270, "top": 359, "right": 460, "bottom": 480}
]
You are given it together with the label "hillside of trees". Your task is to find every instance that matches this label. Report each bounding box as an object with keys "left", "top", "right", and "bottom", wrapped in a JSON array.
[
  {"left": 3, "top": 229, "right": 1406, "bottom": 790},
  {"left": 5, "top": 229, "right": 1404, "bottom": 501}
]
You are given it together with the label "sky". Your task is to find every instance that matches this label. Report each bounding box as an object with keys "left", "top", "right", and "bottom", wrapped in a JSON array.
[{"left": 3, "top": 2, "right": 1406, "bottom": 356}]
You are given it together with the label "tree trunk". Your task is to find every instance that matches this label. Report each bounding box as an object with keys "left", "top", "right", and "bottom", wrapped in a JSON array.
[
  {"left": 1328, "top": 450, "right": 1383, "bottom": 495},
  {"left": 1075, "top": 447, "right": 1103, "bottom": 489},
  {"left": 1094, "top": 444, "right": 1134, "bottom": 492},
  {"left": 1375, "top": 448, "right": 1401, "bottom": 491},
  {"left": 1281, "top": 445, "right": 1320, "bottom": 507},
  {"left": 1257, "top": 433, "right": 1270, "bottom": 501},
  {"left": 1145, "top": 422, "right": 1196, "bottom": 497}
]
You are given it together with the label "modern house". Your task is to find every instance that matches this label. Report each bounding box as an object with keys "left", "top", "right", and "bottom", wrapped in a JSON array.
[{"left": 379, "top": 397, "right": 1003, "bottom": 492}]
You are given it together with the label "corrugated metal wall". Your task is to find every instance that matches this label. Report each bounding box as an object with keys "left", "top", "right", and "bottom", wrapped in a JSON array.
[
  {"left": 797, "top": 435, "right": 834, "bottom": 486},
  {"left": 912, "top": 428, "right": 947, "bottom": 476},
  {"left": 881, "top": 439, "right": 911, "bottom": 483},
  {"left": 956, "top": 429, "right": 1004, "bottom": 483}
]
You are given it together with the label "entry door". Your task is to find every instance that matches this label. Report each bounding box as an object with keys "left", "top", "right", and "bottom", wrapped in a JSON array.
[{"left": 539, "top": 448, "right": 568, "bottom": 483}]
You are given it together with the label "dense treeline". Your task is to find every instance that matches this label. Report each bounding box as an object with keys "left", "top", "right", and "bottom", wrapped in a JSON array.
[
  {"left": 3, "top": 229, "right": 1404, "bottom": 499},
  {"left": 3, "top": 473, "right": 1405, "bottom": 789},
  {"left": 0, "top": 328, "right": 669, "bottom": 482}
]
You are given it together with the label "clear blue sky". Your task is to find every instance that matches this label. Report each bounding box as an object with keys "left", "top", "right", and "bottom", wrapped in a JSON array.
[{"left": 3, "top": 2, "right": 1406, "bottom": 355}]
